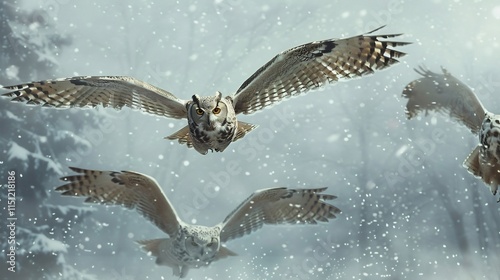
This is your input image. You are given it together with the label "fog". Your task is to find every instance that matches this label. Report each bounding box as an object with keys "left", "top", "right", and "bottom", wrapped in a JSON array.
[{"left": 1, "top": 1, "right": 499, "bottom": 279}]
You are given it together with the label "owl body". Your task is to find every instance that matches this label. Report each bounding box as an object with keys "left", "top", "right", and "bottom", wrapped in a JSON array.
[
  {"left": 184, "top": 93, "right": 238, "bottom": 154},
  {"left": 172, "top": 224, "right": 222, "bottom": 264},
  {"left": 138, "top": 224, "right": 223, "bottom": 277},
  {"left": 403, "top": 67, "right": 499, "bottom": 201},
  {"left": 478, "top": 113, "right": 500, "bottom": 165},
  {"left": 56, "top": 167, "right": 341, "bottom": 278},
  {"left": 2, "top": 26, "right": 408, "bottom": 154}
]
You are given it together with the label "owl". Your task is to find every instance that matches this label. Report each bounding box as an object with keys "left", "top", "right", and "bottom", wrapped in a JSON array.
[
  {"left": 2, "top": 26, "right": 409, "bottom": 154},
  {"left": 57, "top": 167, "right": 341, "bottom": 278},
  {"left": 402, "top": 66, "right": 499, "bottom": 202}
]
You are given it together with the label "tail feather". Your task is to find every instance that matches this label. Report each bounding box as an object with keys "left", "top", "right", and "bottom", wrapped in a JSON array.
[
  {"left": 136, "top": 238, "right": 167, "bottom": 258},
  {"left": 463, "top": 146, "right": 482, "bottom": 178},
  {"left": 463, "top": 146, "right": 500, "bottom": 199},
  {"left": 165, "top": 126, "right": 193, "bottom": 148},
  {"left": 215, "top": 246, "right": 238, "bottom": 261},
  {"left": 234, "top": 121, "right": 258, "bottom": 142}
]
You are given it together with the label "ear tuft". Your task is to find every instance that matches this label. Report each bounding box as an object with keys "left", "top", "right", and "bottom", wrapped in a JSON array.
[{"left": 215, "top": 91, "right": 222, "bottom": 102}]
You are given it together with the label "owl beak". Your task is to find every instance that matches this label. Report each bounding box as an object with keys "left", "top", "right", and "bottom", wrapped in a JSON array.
[
  {"left": 207, "top": 115, "right": 217, "bottom": 130},
  {"left": 207, "top": 113, "right": 217, "bottom": 130}
]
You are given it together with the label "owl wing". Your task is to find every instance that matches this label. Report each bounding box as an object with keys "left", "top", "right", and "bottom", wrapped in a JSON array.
[
  {"left": 2, "top": 76, "right": 188, "bottom": 119},
  {"left": 219, "top": 187, "right": 341, "bottom": 243},
  {"left": 57, "top": 167, "right": 181, "bottom": 237},
  {"left": 402, "top": 66, "right": 486, "bottom": 134},
  {"left": 231, "top": 26, "right": 409, "bottom": 115}
]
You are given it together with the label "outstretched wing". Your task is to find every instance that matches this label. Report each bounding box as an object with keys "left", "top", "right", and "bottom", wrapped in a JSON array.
[
  {"left": 232, "top": 26, "right": 409, "bottom": 114},
  {"left": 402, "top": 66, "right": 486, "bottom": 134},
  {"left": 57, "top": 167, "right": 181, "bottom": 236},
  {"left": 2, "top": 76, "right": 188, "bottom": 119},
  {"left": 219, "top": 187, "right": 340, "bottom": 242}
]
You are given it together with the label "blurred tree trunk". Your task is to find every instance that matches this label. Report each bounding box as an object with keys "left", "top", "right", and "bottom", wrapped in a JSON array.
[
  {"left": 356, "top": 122, "right": 371, "bottom": 252},
  {"left": 429, "top": 171, "right": 471, "bottom": 267},
  {"left": 469, "top": 178, "right": 488, "bottom": 250}
]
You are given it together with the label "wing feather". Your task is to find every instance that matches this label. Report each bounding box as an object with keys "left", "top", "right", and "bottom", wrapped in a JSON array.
[
  {"left": 232, "top": 26, "right": 409, "bottom": 114},
  {"left": 402, "top": 66, "right": 486, "bottom": 134},
  {"left": 219, "top": 187, "right": 340, "bottom": 242},
  {"left": 2, "top": 76, "right": 188, "bottom": 119},
  {"left": 165, "top": 121, "right": 257, "bottom": 148},
  {"left": 56, "top": 167, "right": 180, "bottom": 236}
]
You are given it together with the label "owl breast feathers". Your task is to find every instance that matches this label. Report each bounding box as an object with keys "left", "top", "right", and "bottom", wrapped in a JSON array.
[{"left": 2, "top": 26, "right": 409, "bottom": 154}]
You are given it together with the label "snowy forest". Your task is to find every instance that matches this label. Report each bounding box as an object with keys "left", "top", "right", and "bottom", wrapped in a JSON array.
[{"left": 0, "top": 0, "right": 499, "bottom": 279}]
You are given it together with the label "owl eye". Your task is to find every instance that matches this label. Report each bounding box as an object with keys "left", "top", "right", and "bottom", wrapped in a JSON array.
[
  {"left": 195, "top": 108, "right": 204, "bottom": 115},
  {"left": 212, "top": 107, "right": 221, "bottom": 114}
]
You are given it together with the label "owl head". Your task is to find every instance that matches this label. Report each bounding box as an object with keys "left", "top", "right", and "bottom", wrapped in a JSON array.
[
  {"left": 187, "top": 92, "right": 234, "bottom": 131},
  {"left": 181, "top": 225, "right": 221, "bottom": 263}
]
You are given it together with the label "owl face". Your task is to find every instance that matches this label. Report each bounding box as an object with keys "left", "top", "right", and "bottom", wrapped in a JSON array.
[
  {"left": 179, "top": 225, "right": 221, "bottom": 263},
  {"left": 186, "top": 92, "right": 237, "bottom": 154},
  {"left": 479, "top": 113, "right": 500, "bottom": 163},
  {"left": 188, "top": 92, "right": 229, "bottom": 130}
]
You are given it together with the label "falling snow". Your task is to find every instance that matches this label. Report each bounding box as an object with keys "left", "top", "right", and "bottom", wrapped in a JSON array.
[{"left": 1, "top": 1, "right": 499, "bottom": 279}]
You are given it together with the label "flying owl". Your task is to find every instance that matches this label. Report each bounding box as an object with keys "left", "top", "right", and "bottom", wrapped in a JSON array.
[
  {"left": 402, "top": 66, "right": 499, "bottom": 202},
  {"left": 57, "top": 167, "right": 341, "bottom": 278},
  {"left": 2, "top": 26, "right": 408, "bottom": 154}
]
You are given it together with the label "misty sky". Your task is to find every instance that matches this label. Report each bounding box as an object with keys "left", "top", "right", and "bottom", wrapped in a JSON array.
[{"left": 3, "top": 0, "right": 500, "bottom": 279}]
